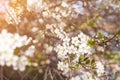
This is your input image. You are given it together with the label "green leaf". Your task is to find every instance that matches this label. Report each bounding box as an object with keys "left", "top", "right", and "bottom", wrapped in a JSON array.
[
  {"left": 91, "top": 59, "right": 95, "bottom": 64},
  {"left": 98, "top": 32, "right": 103, "bottom": 38},
  {"left": 87, "top": 19, "right": 97, "bottom": 28},
  {"left": 91, "top": 63, "right": 95, "bottom": 69},
  {"left": 70, "top": 64, "right": 79, "bottom": 70},
  {"left": 79, "top": 55, "right": 83, "bottom": 63},
  {"left": 116, "top": 30, "right": 120, "bottom": 35},
  {"left": 91, "top": 59, "right": 95, "bottom": 69},
  {"left": 87, "top": 39, "right": 95, "bottom": 47},
  {"left": 85, "top": 60, "right": 90, "bottom": 64},
  {"left": 14, "top": 49, "right": 19, "bottom": 55}
]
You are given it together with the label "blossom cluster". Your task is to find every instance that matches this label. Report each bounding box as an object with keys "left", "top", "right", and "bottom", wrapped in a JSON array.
[
  {"left": 72, "top": 1, "right": 84, "bottom": 15},
  {"left": 27, "top": 0, "right": 44, "bottom": 12},
  {"left": 69, "top": 61, "right": 104, "bottom": 79},
  {"left": 26, "top": 0, "right": 85, "bottom": 24},
  {"left": 0, "top": 29, "right": 34, "bottom": 71},
  {"left": 54, "top": 31, "right": 93, "bottom": 74},
  {"left": 95, "top": 61, "right": 105, "bottom": 76},
  {"left": 0, "top": 0, "right": 116, "bottom": 79}
]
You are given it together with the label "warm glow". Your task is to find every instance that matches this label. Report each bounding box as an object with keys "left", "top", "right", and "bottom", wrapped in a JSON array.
[{"left": 0, "top": 0, "right": 119, "bottom": 80}]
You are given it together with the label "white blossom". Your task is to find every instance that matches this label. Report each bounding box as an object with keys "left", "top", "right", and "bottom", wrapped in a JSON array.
[
  {"left": 44, "top": 44, "right": 53, "bottom": 53},
  {"left": 96, "top": 61, "right": 105, "bottom": 76},
  {"left": 57, "top": 61, "right": 69, "bottom": 74},
  {"left": 27, "top": 0, "right": 43, "bottom": 12},
  {"left": 70, "top": 76, "right": 81, "bottom": 80},
  {"left": 81, "top": 72, "right": 99, "bottom": 80},
  {"left": 71, "top": 36, "right": 80, "bottom": 46},
  {"left": 54, "top": 28, "right": 65, "bottom": 39},
  {"left": 0, "top": 29, "right": 32, "bottom": 71},
  {"left": 55, "top": 31, "right": 93, "bottom": 74},
  {"left": 5, "top": 55, "right": 19, "bottom": 67},
  {"left": 17, "top": 56, "right": 29, "bottom": 71},
  {"left": 24, "top": 45, "right": 35, "bottom": 57},
  {"left": 73, "top": 1, "right": 84, "bottom": 15},
  {"left": 0, "top": 54, "right": 6, "bottom": 66},
  {"left": 55, "top": 44, "right": 68, "bottom": 60},
  {"left": 63, "top": 37, "right": 70, "bottom": 46},
  {"left": 42, "top": 11, "right": 49, "bottom": 18},
  {"left": 70, "top": 72, "right": 99, "bottom": 80},
  {"left": 61, "top": 1, "right": 68, "bottom": 8}
]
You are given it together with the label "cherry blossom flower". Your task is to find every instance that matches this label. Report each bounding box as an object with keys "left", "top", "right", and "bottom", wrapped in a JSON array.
[
  {"left": 96, "top": 61, "right": 105, "bottom": 76},
  {"left": 0, "top": 29, "right": 32, "bottom": 71},
  {"left": 73, "top": 1, "right": 84, "bottom": 15}
]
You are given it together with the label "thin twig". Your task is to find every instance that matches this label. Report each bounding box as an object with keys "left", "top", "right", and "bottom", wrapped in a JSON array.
[
  {"left": 43, "top": 67, "right": 49, "bottom": 80},
  {"left": 48, "top": 69, "right": 54, "bottom": 80},
  {"left": 3, "top": 76, "right": 9, "bottom": 80},
  {"left": 0, "top": 67, "right": 3, "bottom": 80},
  {"left": 98, "top": 32, "right": 118, "bottom": 46},
  {"left": 5, "top": 6, "right": 20, "bottom": 33},
  {"left": 32, "top": 73, "right": 39, "bottom": 80},
  {"left": 53, "top": 69, "right": 64, "bottom": 80}
]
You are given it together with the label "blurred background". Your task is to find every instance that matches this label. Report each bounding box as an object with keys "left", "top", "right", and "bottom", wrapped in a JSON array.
[{"left": 0, "top": 0, "right": 120, "bottom": 80}]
